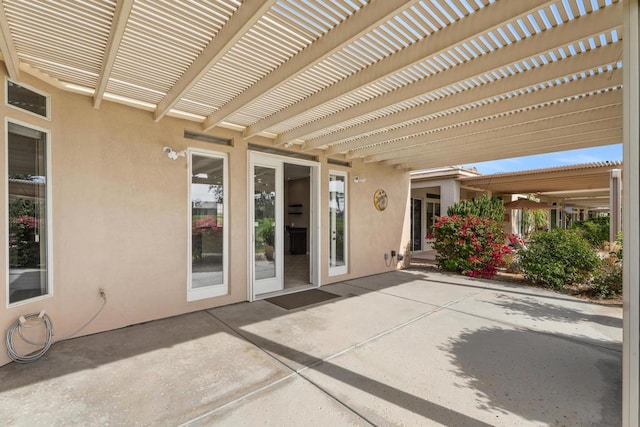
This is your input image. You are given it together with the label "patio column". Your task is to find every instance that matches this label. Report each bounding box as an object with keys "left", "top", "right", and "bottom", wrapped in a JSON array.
[{"left": 623, "top": 0, "right": 639, "bottom": 425}]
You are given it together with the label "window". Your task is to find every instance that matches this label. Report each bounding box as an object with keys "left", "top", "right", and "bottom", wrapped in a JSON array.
[
  {"left": 329, "top": 172, "right": 347, "bottom": 276},
  {"left": 7, "top": 121, "right": 51, "bottom": 305},
  {"left": 188, "top": 150, "right": 228, "bottom": 301},
  {"left": 6, "top": 80, "right": 49, "bottom": 119}
]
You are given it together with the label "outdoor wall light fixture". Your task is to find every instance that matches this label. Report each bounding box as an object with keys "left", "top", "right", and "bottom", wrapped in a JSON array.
[
  {"left": 163, "top": 146, "right": 186, "bottom": 160},
  {"left": 353, "top": 176, "right": 367, "bottom": 183}
]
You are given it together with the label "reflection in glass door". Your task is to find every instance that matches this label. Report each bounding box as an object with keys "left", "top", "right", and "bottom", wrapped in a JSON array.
[
  {"left": 329, "top": 172, "right": 347, "bottom": 276},
  {"left": 188, "top": 151, "right": 227, "bottom": 301},
  {"left": 253, "top": 163, "right": 283, "bottom": 295}
]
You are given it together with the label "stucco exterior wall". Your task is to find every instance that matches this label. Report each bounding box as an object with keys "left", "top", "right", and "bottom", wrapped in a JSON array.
[{"left": 0, "top": 72, "right": 411, "bottom": 366}]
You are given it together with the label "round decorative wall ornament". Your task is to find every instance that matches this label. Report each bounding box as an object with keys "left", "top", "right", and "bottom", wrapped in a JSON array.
[{"left": 373, "top": 188, "right": 388, "bottom": 211}]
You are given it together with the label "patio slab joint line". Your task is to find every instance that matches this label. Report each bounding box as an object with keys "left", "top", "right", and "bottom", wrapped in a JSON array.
[
  {"left": 297, "top": 289, "right": 484, "bottom": 373},
  {"left": 188, "top": 289, "right": 481, "bottom": 425},
  {"left": 195, "top": 310, "right": 377, "bottom": 426},
  {"left": 342, "top": 280, "right": 446, "bottom": 307}
]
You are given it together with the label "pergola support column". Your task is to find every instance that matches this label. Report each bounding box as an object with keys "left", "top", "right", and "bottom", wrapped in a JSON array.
[{"left": 623, "top": 0, "right": 640, "bottom": 425}]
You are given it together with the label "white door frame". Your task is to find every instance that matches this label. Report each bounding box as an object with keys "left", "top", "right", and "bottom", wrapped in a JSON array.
[
  {"left": 250, "top": 155, "right": 283, "bottom": 296},
  {"left": 329, "top": 170, "right": 348, "bottom": 276},
  {"left": 248, "top": 151, "right": 320, "bottom": 301}
]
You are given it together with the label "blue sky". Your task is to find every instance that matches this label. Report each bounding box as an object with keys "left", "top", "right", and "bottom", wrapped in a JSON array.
[{"left": 465, "top": 144, "right": 623, "bottom": 175}]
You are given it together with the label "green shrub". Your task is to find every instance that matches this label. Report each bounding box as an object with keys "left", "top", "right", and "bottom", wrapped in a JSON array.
[
  {"left": 256, "top": 219, "right": 275, "bottom": 246},
  {"left": 446, "top": 195, "right": 505, "bottom": 223},
  {"left": 433, "top": 215, "right": 511, "bottom": 279},
  {"left": 589, "top": 258, "right": 623, "bottom": 298},
  {"left": 519, "top": 229, "right": 601, "bottom": 290},
  {"left": 572, "top": 216, "right": 610, "bottom": 247}
]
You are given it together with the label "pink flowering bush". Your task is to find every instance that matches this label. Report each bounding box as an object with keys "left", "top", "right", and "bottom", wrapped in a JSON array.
[
  {"left": 192, "top": 215, "right": 222, "bottom": 261},
  {"left": 192, "top": 215, "right": 220, "bottom": 235},
  {"left": 432, "top": 215, "right": 512, "bottom": 279}
]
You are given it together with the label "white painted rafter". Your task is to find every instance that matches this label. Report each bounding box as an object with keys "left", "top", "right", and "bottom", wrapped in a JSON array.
[
  {"left": 243, "top": 0, "right": 553, "bottom": 140},
  {"left": 395, "top": 129, "right": 622, "bottom": 170},
  {"left": 295, "top": 1, "right": 622, "bottom": 150},
  {"left": 324, "top": 41, "right": 623, "bottom": 155},
  {"left": 154, "top": 0, "right": 276, "bottom": 122},
  {"left": 0, "top": 2, "right": 19, "bottom": 80},
  {"left": 358, "top": 93, "right": 623, "bottom": 160},
  {"left": 362, "top": 94, "right": 622, "bottom": 162},
  {"left": 378, "top": 107, "right": 622, "bottom": 165},
  {"left": 202, "top": 0, "right": 421, "bottom": 132},
  {"left": 340, "top": 72, "right": 622, "bottom": 157},
  {"left": 94, "top": 0, "right": 134, "bottom": 109}
]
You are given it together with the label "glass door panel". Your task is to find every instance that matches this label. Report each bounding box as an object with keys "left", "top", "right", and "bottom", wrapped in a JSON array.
[
  {"left": 188, "top": 152, "right": 227, "bottom": 301},
  {"left": 411, "top": 198, "right": 422, "bottom": 252},
  {"left": 329, "top": 173, "right": 347, "bottom": 276},
  {"left": 253, "top": 164, "right": 283, "bottom": 295}
]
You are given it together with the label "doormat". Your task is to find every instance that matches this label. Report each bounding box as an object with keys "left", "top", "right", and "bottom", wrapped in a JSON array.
[{"left": 266, "top": 289, "right": 340, "bottom": 310}]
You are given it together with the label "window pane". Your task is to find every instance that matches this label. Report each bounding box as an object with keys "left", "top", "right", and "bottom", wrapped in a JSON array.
[
  {"left": 8, "top": 122, "right": 48, "bottom": 304},
  {"left": 329, "top": 174, "right": 346, "bottom": 269},
  {"left": 191, "top": 155, "right": 224, "bottom": 289},
  {"left": 7, "top": 81, "right": 48, "bottom": 118}
]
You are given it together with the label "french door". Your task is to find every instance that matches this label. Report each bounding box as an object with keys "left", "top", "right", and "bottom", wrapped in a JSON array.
[
  {"left": 249, "top": 152, "right": 320, "bottom": 300},
  {"left": 251, "top": 156, "right": 284, "bottom": 296}
]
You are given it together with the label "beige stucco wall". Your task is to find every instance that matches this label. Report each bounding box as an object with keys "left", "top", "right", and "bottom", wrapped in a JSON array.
[{"left": 0, "top": 71, "right": 410, "bottom": 366}]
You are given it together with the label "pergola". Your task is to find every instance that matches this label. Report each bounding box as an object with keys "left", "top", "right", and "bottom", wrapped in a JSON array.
[
  {"left": 0, "top": 0, "right": 623, "bottom": 170},
  {"left": 0, "top": 1, "right": 637, "bottom": 425},
  {"left": 459, "top": 160, "right": 622, "bottom": 208}
]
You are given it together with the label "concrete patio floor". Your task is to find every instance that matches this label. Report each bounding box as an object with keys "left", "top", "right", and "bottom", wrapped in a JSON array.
[{"left": 0, "top": 270, "right": 622, "bottom": 426}]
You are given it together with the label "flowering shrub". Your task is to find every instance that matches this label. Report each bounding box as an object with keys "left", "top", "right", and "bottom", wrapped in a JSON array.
[
  {"left": 192, "top": 215, "right": 220, "bottom": 235},
  {"left": 433, "top": 215, "right": 511, "bottom": 279},
  {"left": 192, "top": 215, "right": 222, "bottom": 262}
]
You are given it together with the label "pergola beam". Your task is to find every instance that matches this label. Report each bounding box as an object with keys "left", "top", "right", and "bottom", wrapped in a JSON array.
[
  {"left": 385, "top": 115, "right": 622, "bottom": 166},
  {"left": 154, "top": 0, "right": 276, "bottom": 121},
  {"left": 395, "top": 129, "right": 622, "bottom": 170},
  {"left": 94, "top": 0, "right": 134, "bottom": 109},
  {"left": 324, "top": 41, "right": 623, "bottom": 155},
  {"left": 0, "top": 2, "right": 20, "bottom": 80},
  {"left": 346, "top": 77, "right": 622, "bottom": 158},
  {"left": 397, "top": 136, "right": 622, "bottom": 170},
  {"left": 361, "top": 95, "right": 622, "bottom": 162},
  {"left": 202, "top": 0, "right": 420, "bottom": 132},
  {"left": 297, "top": 2, "right": 622, "bottom": 151},
  {"left": 301, "top": 3, "right": 623, "bottom": 149},
  {"left": 244, "top": 0, "right": 553, "bottom": 140}
]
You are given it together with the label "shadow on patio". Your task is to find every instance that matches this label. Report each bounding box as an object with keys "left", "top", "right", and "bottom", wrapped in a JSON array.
[{"left": 0, "top": 269, "right": 622, "bottom": 425}]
